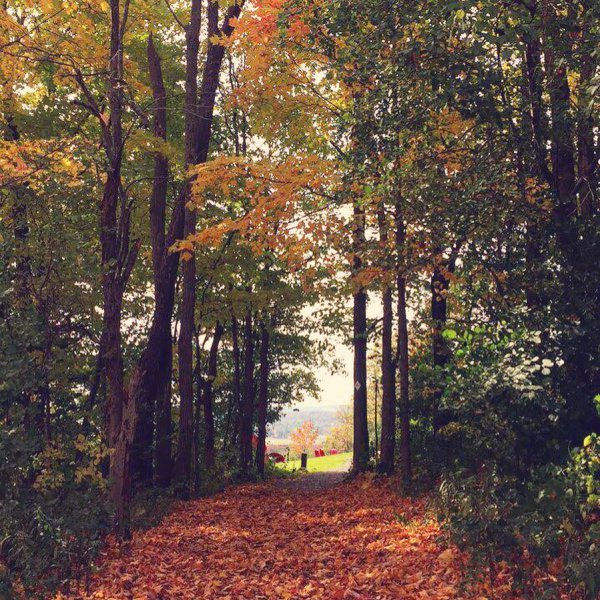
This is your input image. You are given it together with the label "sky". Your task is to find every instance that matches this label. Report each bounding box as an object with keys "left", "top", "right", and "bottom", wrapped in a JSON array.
[
  {"left": 296, "top": 339, "right": 353, "bottom": 410},
  {"left": 294, "top": 297, "right": 384, "bottom": 411}
]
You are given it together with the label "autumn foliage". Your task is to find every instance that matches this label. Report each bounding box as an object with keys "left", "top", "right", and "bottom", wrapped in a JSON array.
[
  {"left": 289, "top": 420, "right": 319, "bottom": 456},
  {"left": 56, "top": 476, "right": 570, "bottom": 600}
]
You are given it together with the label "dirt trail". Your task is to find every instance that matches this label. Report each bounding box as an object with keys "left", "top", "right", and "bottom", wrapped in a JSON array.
[
  {"left": 58, "top": 475, "right": 568, "bottom": 599},
  {"left": 274, "top": 459, "right": 351, "bottom": 492}
]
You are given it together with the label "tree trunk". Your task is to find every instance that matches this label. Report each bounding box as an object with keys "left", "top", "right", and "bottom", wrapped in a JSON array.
[
  {"left": 147, "top": 32, "right": 170, "bottom": 485},
  {"left": 153, "top": 336, "right": 172, "bottom": 487},
  {"left": 255, "top": 320, "right": 270, "bottom": 476},
  {"left": 172, "top": 0, "right": 201, "bottom": 491},
  {"left": 131, "top": 33, "right": 172, "bottom": 485},
  {"left": 523, "top": 22, "right": 551, "bottom": 187},
  {"left": 176, "top": 246, "right": 196, "bottom": 486},
  {"left": 396, "top": 201, "right": 411, "bottom": 489},
  {"left": 352, "top": 201, "right": 369, "bottom": 473},
  {"left": 100, "top": 0, "right": 140, "bottom": 536},
  {"left": 173, "top": 0, "right": 244, "bottom": 489},
  {"left": 203, "top": 321, "right": 224, "bottom": 470},
  {"left": 541, "top": 2, "right": 577, "bottom": 244},
  {"left": 240, "top": 309, "right": 255, "bottom": 477},
  {"left": 373, "top": 378, "right": 378, "bottom": 459},
  {"left": 576, "top": 1, "right": 596, "bottom": 216},
  {"left": 431, "top": 258, "right": 449, "bottom": 435},
  {"left": 229, "top": 314, "right": 242, "bottom": 449},
  {"left": 377, "top": 206, "right": 395, "bottom": 475}
]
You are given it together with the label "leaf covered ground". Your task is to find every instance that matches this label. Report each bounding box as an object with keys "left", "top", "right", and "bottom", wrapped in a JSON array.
[{"left": 58, "top": 476, "right": 568, "bottom": 599}]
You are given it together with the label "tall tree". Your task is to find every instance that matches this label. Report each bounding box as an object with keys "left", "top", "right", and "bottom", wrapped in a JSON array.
[
  {"left": 240, "top": 307, "right": 255, "bottom": 476},
  {"left": 352, "top": 200, "right": 369, "bottom": 473},
  {"left": 255, "top": 318, "right": 270, "bottom": 476},
  {"left": 173, "top": 0, "right": 244, "bottom": 490},
  {"left": 377, "top": 205, "right": 396, "bottom": 474},
  {"left": 395, "top": 198, "right": 411, "bottom": 489},
  {"left": 202, "top": 321, "right": 224, "bottom": 469}
]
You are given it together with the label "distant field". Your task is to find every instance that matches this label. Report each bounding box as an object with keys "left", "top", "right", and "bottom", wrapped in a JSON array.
[{"left": 282, "top": 451, "right": 352, "bottom": 473}]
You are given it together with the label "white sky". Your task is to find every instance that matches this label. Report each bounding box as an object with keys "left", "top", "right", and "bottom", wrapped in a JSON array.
[
  {"left": 295, "top": 297, "right": 383, "bottom": 410},
  {"left": 297, "top": 339, "right": 353, "bottom": 409}
]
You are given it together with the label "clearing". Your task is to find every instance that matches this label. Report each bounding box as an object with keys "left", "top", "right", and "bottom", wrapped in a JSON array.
[{"left": 282, "top": 451, "right": 352, "bottom": 473}]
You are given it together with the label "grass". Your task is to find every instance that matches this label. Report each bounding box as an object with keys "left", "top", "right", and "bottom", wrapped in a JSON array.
[{"left": 282, "top": 451, "right": 352, "bottom": 473}]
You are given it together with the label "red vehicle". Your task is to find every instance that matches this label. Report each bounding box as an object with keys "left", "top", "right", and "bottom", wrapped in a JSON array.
[{"left": 267, "top": 452, "right": 286, "bottom": 463}]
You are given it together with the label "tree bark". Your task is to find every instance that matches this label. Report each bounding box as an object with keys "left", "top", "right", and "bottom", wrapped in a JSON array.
[
  {"left": 229, "top": 313, "right": 242, "bottom": 449},
  {"left": 147, "top": 33, "right": 173, "bottom": 487},
  {"left": 377, "top": 206, "right": 395, "bottom": 475},
  {"left": 255, "top": 319, "right": 270, "bottom": 476},
  {"left": 576, "top": 0, "right": 596, "bottom": 216},
  {"left": 240, "top": 309, "right": 255, "bottom": 477},
  {"left": 523, "top": 20, "right": 552, "bottom": 187},
  {"left": 431, "top": 258, "right": 449, "bottom": 432},
  {"left": 395, "top": 201, "right": 411, "bottom": 489},
  {"left": 203, "top": 321, "right": 224, "bottom": 469},
  {"left": 172, "top": 0, "right": 202, "bottom": 491},
  {"left": 177, "top": 238, "right": 196, "bottom": 487},
  {"left": 173, "top": 0, "right": 244, "bottom": 489},
  {"left": 352, "top": 200, "right": 369, "bottom": 473},
  {"left": 131, "top": 33, "right": 172, "bottom": 485},
  {"left": 99, "top": 0, "right": 141, "bottom": 537},
  {"left": 541, "top": 2, "right": 577, "bottom": 244}
]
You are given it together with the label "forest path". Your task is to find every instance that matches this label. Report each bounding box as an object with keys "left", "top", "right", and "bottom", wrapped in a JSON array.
[
  {"left": 59, "top": 476, "right": 541, "bottom": 599},
  {"left": 273, "top": 457, "right": 352, "bottom": 491}
]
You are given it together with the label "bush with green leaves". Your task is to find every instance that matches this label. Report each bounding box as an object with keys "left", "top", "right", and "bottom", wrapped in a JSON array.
[
  {"left": 430, "top": 316, "right": 600, "bottom": 597},
  {"left": 0, "top": 426, "right": 109, "bottom": 599},
  {"left": 438, "top": 430, "right": 599, "bottom": 598}
]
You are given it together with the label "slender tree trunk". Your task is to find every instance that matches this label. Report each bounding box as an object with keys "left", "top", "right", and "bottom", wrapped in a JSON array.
[
  {"left": 203, "top": 321, "right": 223, "bottom": 469},
  {"left": 222, "top": 320, "right": 237, "bottom": 451},
  {"left": 131, "top": 33, "right": 172, "bottom": 485},
  {"left": 153, "top": 337, "right": 172, "bottom": 487},
  {"left": 173, "top": 0, "right": 244, "bottom": 488},
  {"left": 172, "top": 0, "right": 202, "bottom": 490},
  {"left": 352, "top": 200, "right": 369, "bottom": 473},
  {"left": 523, "top": 20, "right": 551, "bottom": 187},
  {"left": 148, "top": 33, "right": 172, "bottom": 487},
  {"left": 240, "top": 309, "right": 255, "bottom": 477},
  {"left": 255, "top": 320, "right": 270, "bottom": 476},
  {"left": 520, "top": 19, "right": 547, "bottom": 309},
  {"left": 191, "top": 330, "right": 203, "bottom": 494},
  {"left": 377, "top": 206, "right": 395, "bottom": 474},
  {"left": 66, "top": 0, "right": 144, "bottom": 535},
  {"left": 177, "top": 250, "right": 195, "bottom": 485},
  {"left": 396, "top": 203, "right": 411, "bottom": 489},
  {"left": 373, "top": 378, "right": 378, "bottom": 459},
  {"left": 96, "top": 0, "right": 141, "bottom": 536},
  {"left": 230, "top": 314, "right": 242, "bottom": 449},
  {"left": 577, "top": 0, "right": 596, "bottom": 216},
  {"left": 431, "top": 258, "right": 449, "bottom": 435},
  {"left": 541, "top": 2, "right": 577, "bottom": 244}
]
